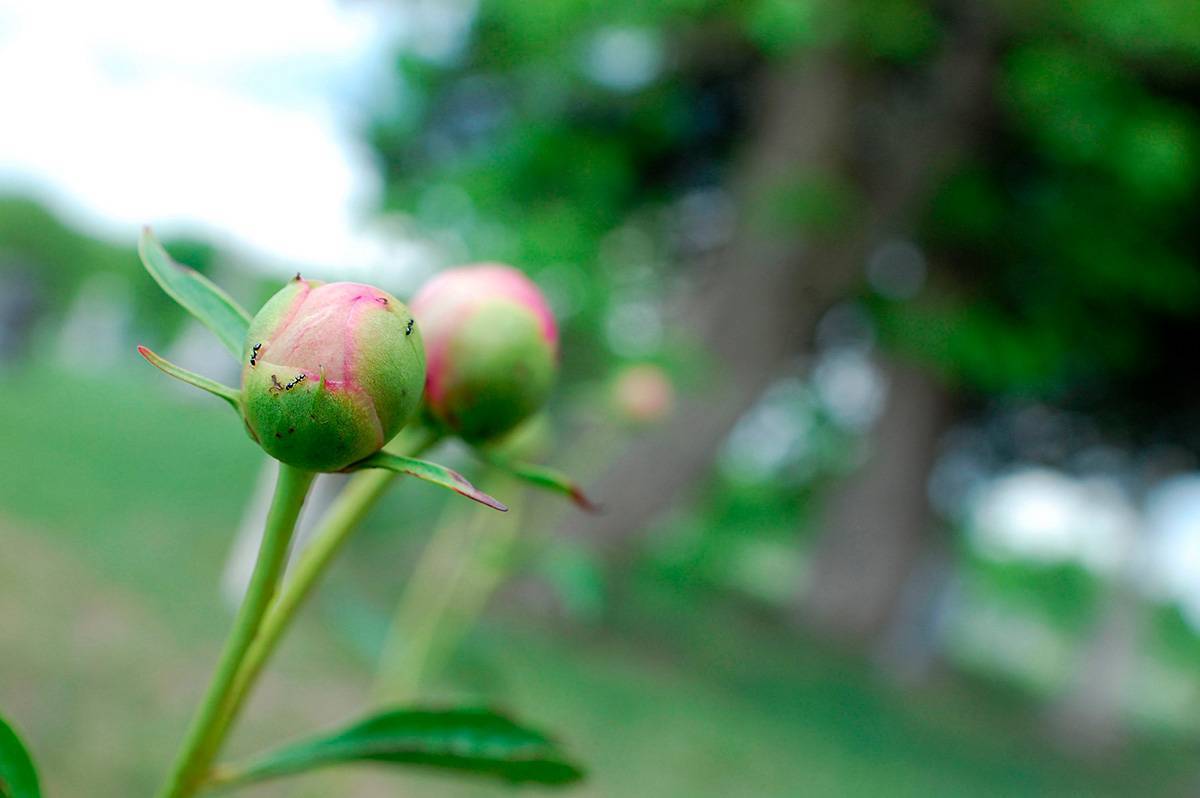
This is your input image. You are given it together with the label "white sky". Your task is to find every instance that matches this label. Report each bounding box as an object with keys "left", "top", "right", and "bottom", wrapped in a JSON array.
[
  {"left": 0, "top": 0, "right": 452, "bottom": 275},
  {"left": 1144, "top": 476, "right": 1200, "bottom": 627},
  {"left": 969, "top": 468, "right": 1136, "bottom": 576},
  {"left": 968, "top": 465, "right": 1200, "bottom": 627}
]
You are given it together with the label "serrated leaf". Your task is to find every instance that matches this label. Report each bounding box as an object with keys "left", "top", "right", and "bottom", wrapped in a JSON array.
[
  {"left": 208, "top": 708, "right": 583, "bottom": 790},
  {"left": 477, "top": 451, "right": 598, "bottom": 511},
  {"left": 0, "top": 714, "right": 41, "bottom": 798},
  {"left": 138, "top": 227, "right": 252, "bottom": 358},
  {"left": 137, "top": 345, "right": 242, "bottom": 413},
  {"left": 353, "top": 452, "right": 508, "bottom": 512}
]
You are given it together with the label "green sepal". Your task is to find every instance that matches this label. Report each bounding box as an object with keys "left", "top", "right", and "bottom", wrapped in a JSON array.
[
  {"left": 205, "top": 707, "right": 584, "bottom": 790},
  {"left": 476, "top": 450, "right": 597, "bottom": 511},
  {"left": 137, "top": 345, "right": 242, "bottom": 414},
  {"left": 351, "top": 452, "right": 507, "bottom": 511},
  {"left": 0, "top": 713, "right": 42, "bottom": 798},
  {"left": 138, "top": 227, "right": 252, "bottom": 359}
]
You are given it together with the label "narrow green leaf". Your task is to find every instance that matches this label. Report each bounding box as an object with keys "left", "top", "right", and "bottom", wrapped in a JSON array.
[
  {"left": 353, "top": 452, "right": 508, "bottom": 512},
  {"left": 138, "top": 227, "right": 252, "bottom": 358},
  {"left": 137, "top": 345, "right": 242, "bottom": 413},
  {"left": 477, "top": 451, "right": 598, "bottom": 511},
  {"left": 0, "top": 714, "right": 41, "bottom": 798},
  {"left": 208, "top": 707, "right": 584, "bottom": 790}
]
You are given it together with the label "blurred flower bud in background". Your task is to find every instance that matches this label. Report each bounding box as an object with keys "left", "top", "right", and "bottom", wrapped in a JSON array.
[{"left": 611, "top": 363, "right": 675, "bottom": 425}]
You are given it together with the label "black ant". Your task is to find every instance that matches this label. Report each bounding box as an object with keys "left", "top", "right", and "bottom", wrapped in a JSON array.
[
  {"left": 284, "top": 373, "right": 307, "bottom": 391},
  {"left": 405, "top": 318, "right": 414, "bottom": 336},
  {"left": 249, "top": 342, "right": 262, "bottom": 366}
]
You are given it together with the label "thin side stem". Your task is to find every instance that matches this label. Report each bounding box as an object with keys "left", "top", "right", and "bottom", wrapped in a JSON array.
[
  {"left": 372, "top": 472, "right": 523, "bottom": 703},
  {"left": 156, "top": 463, "right": 316, "bottom": 798},
  {"left": 206, "top": 427, "right": 441, "bottom": 759}
]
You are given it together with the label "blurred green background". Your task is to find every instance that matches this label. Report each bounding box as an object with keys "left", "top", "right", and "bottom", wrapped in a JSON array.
[{"left": 5, "top": 0, "right": 1200, "bottom": 795}]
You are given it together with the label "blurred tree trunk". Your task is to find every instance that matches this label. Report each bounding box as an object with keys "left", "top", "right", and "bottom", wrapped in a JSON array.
[
  {"left": 559, "top": 9, "right": 994, "bottom": 575},
  {"left": 795, "top": 2, "right": 997, "bottom": 654},
  {"left": 561, "top": 51, "right": 860, "bottom": 559},
  {"left": 800, "top": 358, "right": 955, "bottom": 650}
]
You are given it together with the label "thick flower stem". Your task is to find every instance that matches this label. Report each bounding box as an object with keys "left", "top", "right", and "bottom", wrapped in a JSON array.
[
  {"left": 204, "top": 427, "right": 442, "bottom": 766},
  {"left": 156, "top": 463, "right": 316, "bottom": 798}
]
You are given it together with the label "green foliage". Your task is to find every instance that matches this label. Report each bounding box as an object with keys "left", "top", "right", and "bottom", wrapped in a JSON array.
[
  {"left": 741, "top": 0, "right": 939, "bottom": 60},
  {"left": 759, "top": 170, "right": 863, "bottom": 237},
  {"left": 369, "top": 0, "right": 1200, "bottom": 418},
  {"left": 853, "top": 0, "right": 939, "bottom": 61},
  {"left": 873, "top": 3, "right": 1200, "bottom": 402},
  {"left": 647, "top": 476, "right": 812, "bottom": 606},
  {"left": 0, "top": 714, "right": 41, "bottom": 798},
  {"left": 209, "top": 708, "right": 584, "bottom": 789},
  {"left": 1146, "top": 604, "right": 1200, "bottom": 687},
  {"left": 354, "top": 451, "right": 508, "bottom": 511},
  {"left": 136, "top": 346, "right": 241, "bottom": 413},
  {"left": 475, "top": 449, "right": 597, "bottom": 510},
  {"left": 0, "top": 198, "right": 112, "bottom": 295},
  {"left": 959, "top": 553, "right": 1100, "bottom": 633},
  {"left": 367, "top": 1, "right": 759, "bottom": 385},
  {"left": 1042, "top": 0, "right": 1200, "bottom": 65},
  {"left": 1003, "top": 43, "right": 1132, "bottom": 167},
  {"left": 136, "top": 229, "right": 251, "bottom": 359},
  {"left": 742, "top": 0, "right": 830, "bottom": 56}
]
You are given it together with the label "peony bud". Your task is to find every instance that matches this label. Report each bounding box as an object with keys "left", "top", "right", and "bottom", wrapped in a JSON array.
[
  {"left": 411, "top": 264, "right": 558, "bottom": 443},
  {"left": 612, "top": 364, "right": 675, "bottom": 425},
  {"left": 241, "top": 278, "right": 425, "bottom": 472}
]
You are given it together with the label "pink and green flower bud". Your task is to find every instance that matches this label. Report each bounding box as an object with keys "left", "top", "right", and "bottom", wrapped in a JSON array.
[
  {"left": 411, "top": 264, "right": 558, "bottom": 443},
  {"left": 241, "top": 278, "right": 425, "bottom": 472},
  {"left": 612, "top": 364, "right": 675, "bottom": 425}
]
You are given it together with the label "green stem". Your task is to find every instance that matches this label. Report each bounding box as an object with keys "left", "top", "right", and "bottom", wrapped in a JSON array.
[
  {"left": 204, "top": 427, "right": 441, "bottom": 768},
  {"left": 374, "top": 472, "right": 526, "bottom": 703},
  {"left": 156, "top": 463, "right": 316, "bottom": 798}
]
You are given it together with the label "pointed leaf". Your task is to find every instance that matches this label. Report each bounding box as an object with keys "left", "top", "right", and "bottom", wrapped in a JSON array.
[
  {"left": 353, "top": 452, "right": 508, "bottom": 512},
  {"left": 0, "top": 714, "right": 41, "bottom": 798},
  {"left": 138, "top": 227, "right": 252, "bottom": 358},
  {"left": 137, "top": 346, "right": 242, "bottom": 413},
  {"left": 477, "top": 452, "right": 598, "bottom": 511},
  {"left": 208, "top": 708, "right": 584, "bottom": 790}
]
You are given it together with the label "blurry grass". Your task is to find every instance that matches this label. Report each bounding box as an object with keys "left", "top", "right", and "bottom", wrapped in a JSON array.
[
  {"left": 1, "top": 363, "right": 1198, "bottom": 797},
  {"left": 0, "top": 361, "right": 262, "bottom": 636}
]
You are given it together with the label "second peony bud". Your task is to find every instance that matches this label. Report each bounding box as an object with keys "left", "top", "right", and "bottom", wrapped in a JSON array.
[
  {"left": 241, "top": 278, "right": 426, "bottom": 472},
  {"left": 412, "top": 264, "right": 558, "bottom": 443}
]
